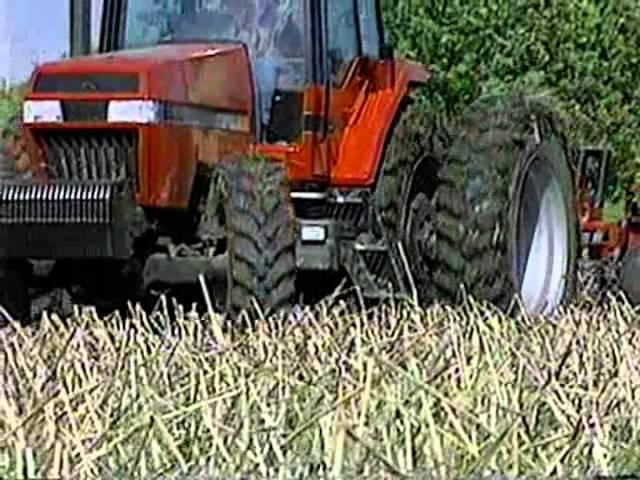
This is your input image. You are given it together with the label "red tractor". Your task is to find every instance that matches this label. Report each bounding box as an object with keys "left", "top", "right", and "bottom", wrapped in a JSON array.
[
  {"left": 576, "top": 146, "right": 639, "bottom": 304},
  {"left": 0, "top": 0, "right": 582, "bottom": 324}
]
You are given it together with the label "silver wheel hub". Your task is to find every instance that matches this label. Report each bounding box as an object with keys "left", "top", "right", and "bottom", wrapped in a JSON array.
[{"left": 514, "top": 157, "right": 570, "bottom": 315}]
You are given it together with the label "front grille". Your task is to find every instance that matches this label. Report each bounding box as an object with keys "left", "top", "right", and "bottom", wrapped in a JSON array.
[
  {"left": 33, "top": 73, "right": 139, "bottom": 94},
  {"left": 0, "top": 182, "right": 115, "bottom": 224},
  {"left": 328, "top": 202, "right": 366, "bottom": 224},
  {"left": 35, "top": 130, "right": 137, "bottom": 183},
  {"left": 61, "top": 100, "right": 109, "bottom": 122}
]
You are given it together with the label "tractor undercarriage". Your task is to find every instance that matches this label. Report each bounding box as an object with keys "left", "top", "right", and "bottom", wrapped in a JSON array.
[
  {"left": 137, "top": 185, "right": 411, "bottom": 303},
  {"left": 0, "top": 147, "right": 414, "bottom": 323}
]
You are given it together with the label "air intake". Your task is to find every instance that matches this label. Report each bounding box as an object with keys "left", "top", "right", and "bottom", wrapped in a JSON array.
[
  {"left": 0, "top": 182, "right": 115, "bottom": 225},
  {"left": 33, "top": 73, "right": 139, "bottom": 94},
  {"left": 35, "top": 129, "right": 137, "bottom": 184}
]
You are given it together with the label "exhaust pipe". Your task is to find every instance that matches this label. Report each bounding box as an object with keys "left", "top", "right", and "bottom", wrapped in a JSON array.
[
  {"left": 620, "top": 248, "right": 640, "bottom": 305},
  {"left": 70, "top": 0, "right": 91, "bottom": 57}
]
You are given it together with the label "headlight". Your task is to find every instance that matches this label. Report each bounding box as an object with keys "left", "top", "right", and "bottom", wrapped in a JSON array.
[
  {"left": 23, "top": 100, "right": 63, "bottom": 123},
  {"left": 107, "top": 100, "right": 161, "bottom": 123}
]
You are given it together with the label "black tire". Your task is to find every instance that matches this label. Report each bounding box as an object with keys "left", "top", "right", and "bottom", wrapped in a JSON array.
[
  {"left": 0, "top": 259, "right": 32, "bottom": 326},
  {"left": 620, "top": 249, "right": 640, "bottom": 305},
  {"left": 215, "top": 157, "right": 297, "bottom": 323},
  {"left": 432, "top": 95, "right": 579, "bottom": 315},
  {"left": 373, "top": 96, "right": 451, "bottom": 304}
]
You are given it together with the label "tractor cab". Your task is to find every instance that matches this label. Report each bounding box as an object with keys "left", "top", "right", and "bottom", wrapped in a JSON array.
[{"left": 94, "top": 0, "right": 391, "bottom": 149}]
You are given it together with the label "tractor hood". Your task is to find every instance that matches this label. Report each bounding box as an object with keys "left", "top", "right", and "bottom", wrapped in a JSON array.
[{"left": 24, "top": 43, "right": 254, "bottom": 119}]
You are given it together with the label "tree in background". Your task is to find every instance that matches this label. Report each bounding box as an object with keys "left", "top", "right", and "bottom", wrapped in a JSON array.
[
  {"left": 0, "top": 86, "right": 23, "bottom": 133},
  {"left": 381, "top": 0, "right": 640, "bottom": 200}
]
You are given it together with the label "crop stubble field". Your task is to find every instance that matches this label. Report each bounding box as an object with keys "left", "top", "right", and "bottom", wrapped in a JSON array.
[{"left": 0, "top": 285, "right": 639, "bottom": 479}]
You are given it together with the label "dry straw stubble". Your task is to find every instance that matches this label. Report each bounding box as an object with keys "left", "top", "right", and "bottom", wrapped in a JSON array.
[{"left": 0, "top": 293, "right": 639, "bottom": 479}]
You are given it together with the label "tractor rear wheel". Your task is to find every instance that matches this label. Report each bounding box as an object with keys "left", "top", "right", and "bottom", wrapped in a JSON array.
[
  {"left": 205, "top": 158, "right": 297, "bottom": 324},
  {"left": 373, "top": 98, "right": 451, "bottom": 304},
  {"left": 620, "top": 249, "right": 640, "bottom": 305},
  {"left": 432, "top": 95, "right": 579, "bottom": 315}
]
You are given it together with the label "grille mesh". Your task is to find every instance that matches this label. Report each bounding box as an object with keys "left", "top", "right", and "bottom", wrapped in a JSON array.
[
  {"left": 36, "top": 130, "right": 137, "bottom": 183},
  {"left": 0, "top": 183, "right": 114, "bottom": 224}
]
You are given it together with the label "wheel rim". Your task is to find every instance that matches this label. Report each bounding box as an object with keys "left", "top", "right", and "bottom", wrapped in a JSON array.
[
  {"left": 513, "top": 156, "right": 570, "bottom": 315},
  {"left": 405, "top": 192, "right": 435, "bottom": 296}
]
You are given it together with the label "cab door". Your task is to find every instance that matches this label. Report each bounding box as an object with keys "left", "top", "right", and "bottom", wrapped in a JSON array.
[{"left": 322, "top": 0, "right": 386, "bottom": 186}]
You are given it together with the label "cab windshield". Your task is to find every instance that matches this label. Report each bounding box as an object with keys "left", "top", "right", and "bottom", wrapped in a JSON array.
[{"left": 124, "top": 0, "right": 307, "bottom": 86}]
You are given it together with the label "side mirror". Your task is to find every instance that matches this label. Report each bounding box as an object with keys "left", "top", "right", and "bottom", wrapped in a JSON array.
[{"left": 380, "top": 43, "right": 394, "bottom": 60}]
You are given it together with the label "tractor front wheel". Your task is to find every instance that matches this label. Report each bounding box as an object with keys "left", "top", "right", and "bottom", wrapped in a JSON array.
[{"left": 205, "top": 158, "right": 297, "bottom": 324}]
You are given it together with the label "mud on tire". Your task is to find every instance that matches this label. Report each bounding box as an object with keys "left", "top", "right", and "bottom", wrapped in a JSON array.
[
  {"left": 216, "top": 157, "right": 297, "bottom": 323},
  {"left": 373, "top": 95, "right": 452, "bottom": 304},
  {"left": 620, "top": 249, "right": 640, "bottom": 305},
  {"left": 431, "top": 95, "right": 579, "bottom": 314}
]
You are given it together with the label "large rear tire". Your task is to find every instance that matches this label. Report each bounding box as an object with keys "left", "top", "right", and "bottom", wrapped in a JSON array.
[
  {"left": 620, "top": 249, "right": 640, "bottom": 305},
  {"left": 373, "top": 97, "right": 451, "bottom": 304},
  {"left": 432, "top": 95, "right": 579, "bottom": 315},
  {"left": 210, "top": 158, "right": 297, "bottom": 324}
]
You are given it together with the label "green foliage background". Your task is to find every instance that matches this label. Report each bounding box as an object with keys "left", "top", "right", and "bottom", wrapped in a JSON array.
[
  {"left": 381, "top": 0, "right": 640, "bottom": 197},
  {"left": 0, "top": 87, "right": 23, "bottom": 134}
]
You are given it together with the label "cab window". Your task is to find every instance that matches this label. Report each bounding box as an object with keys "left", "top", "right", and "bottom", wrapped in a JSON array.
[
  {"left": 357, "top": 0, "right": 381, "bottom": 58},
  {"left": 326, "top": 0, "right": 359, "bottom": 85}
]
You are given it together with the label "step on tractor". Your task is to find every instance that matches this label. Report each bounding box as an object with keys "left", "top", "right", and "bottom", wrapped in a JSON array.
[
  {"left": 576, "top": 147, "right": 639, "bottom": 304},
  {"left": 0, "top": 0, "right": 584, "bottom": 325}
]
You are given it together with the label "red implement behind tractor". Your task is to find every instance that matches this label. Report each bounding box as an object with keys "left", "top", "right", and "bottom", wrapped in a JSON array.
[
  {"left": 0, "top": 0, "right": 584, "bottom": 324},
  {"left": 576, "top": 147, "right": 639, "bottom": 304}
]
